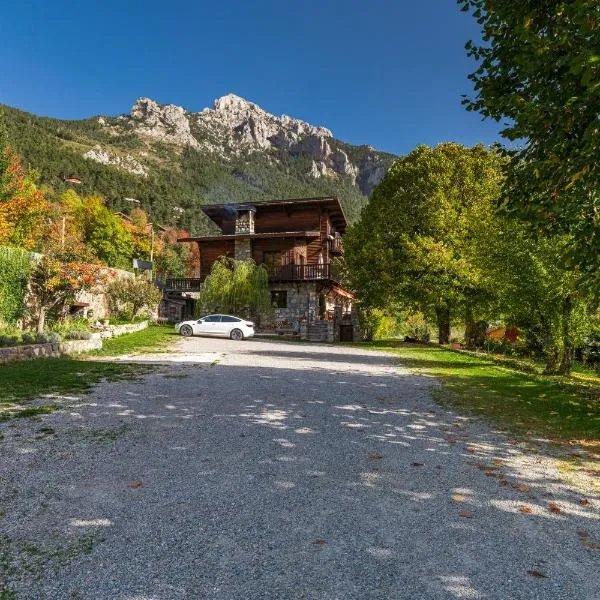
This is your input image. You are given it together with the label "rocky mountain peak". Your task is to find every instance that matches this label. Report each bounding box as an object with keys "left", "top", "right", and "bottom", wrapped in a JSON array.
[
  {"left": 119, "top": 94, "right": 391, "bottom": 195},
  {"left": 130, "top": 97, "right": 199, "bottom": 148}
]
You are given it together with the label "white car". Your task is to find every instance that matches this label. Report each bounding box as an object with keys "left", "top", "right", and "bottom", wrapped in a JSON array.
[{"left": 175, "top": 314, "right": 255, "bottom": 341}]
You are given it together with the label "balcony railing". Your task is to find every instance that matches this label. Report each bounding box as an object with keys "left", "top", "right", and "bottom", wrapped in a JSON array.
[
  {"left": 330, "top": 237, "right": 343, "bottom": 255},
  {"left": 267, "top": 263, "right": 338, "bottom": 282},
  {"left": 164, "top": 277, "right": 203, "bottom": 292},
  {"left": 163, "top": 263, "right": 339, "bottom": 291}
]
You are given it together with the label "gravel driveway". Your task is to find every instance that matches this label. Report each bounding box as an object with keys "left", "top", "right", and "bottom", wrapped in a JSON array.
[{"left": 1, "top": 336, "right": 599, "bottom": 599}]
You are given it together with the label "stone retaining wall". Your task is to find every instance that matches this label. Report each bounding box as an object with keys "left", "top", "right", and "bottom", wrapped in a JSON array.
[{"left": 0, "top": 321, "right": 148, "bottom": 364}]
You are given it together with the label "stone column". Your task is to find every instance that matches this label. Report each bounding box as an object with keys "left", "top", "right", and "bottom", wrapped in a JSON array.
[{"left": 234, "top": 238, "right": 252, "bottom": 261}]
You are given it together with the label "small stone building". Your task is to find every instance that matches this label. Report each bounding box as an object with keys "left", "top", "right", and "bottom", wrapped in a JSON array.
[{"left": 162, "top": 197, "right": 358, "bottom": 342}]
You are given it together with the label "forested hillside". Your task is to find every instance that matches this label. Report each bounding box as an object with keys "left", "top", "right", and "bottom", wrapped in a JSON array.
[{"left": 1, "top": 96, "right": 395, "bottom": 235}]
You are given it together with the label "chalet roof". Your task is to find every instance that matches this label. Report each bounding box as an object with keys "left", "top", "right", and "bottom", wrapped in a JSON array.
[
  {"left": 200, "top": 196, "right": 347, "bottom": 234},
  {"left": 180, "top": 230, "right": 321, "bottom": 243}
]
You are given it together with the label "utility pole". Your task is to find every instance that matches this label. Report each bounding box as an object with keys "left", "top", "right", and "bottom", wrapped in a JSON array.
[
  {"left": 149, "top": 224, "right": 154, "bottom": 281},
  {"left": 61, "top": 216, "right": 66, "bottom": 249}
]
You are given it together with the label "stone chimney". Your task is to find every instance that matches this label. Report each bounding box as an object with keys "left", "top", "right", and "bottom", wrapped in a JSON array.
[{"left": 235, "top": 206, "right": 256, "bottom": 235}]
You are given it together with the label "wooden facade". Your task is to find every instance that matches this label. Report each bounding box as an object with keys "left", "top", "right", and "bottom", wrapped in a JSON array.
[{"left": 179, "top": 197, "right": 348, "bottom": 284}]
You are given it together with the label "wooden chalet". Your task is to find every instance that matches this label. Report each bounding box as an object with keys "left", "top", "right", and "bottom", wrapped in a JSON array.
[{"left": 161, "top": 197, "right": 358, "bottom": 341}]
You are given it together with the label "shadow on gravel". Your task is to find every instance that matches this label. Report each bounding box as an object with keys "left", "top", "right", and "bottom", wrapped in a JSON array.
[{"left": 2, "top": 357, "right": 599, "bottom": 599}]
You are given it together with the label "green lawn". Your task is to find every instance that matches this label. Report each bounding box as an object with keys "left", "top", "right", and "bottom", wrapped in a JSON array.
[
  {"left": 363, "top": 342, "right": 600, "bottom": 452},
  {"left": 0, "top": 324, "right": 177, "bottom": 420},
  {"left": 92, "top": 323, "right": 178, "bottom": 356}
]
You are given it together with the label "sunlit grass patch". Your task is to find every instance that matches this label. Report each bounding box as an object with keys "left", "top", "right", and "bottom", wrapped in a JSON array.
[
  {"left": 92, "top": 324, "right": 177, "bottom": 356},
  {"left": 362, "top": 342, "right": 600, "bottom": 453}
]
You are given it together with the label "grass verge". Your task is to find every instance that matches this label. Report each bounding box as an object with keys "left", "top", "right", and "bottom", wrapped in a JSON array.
[
  {"left": 0, "top": 325, "right": 177, "bottom": 420},
  {"left": 362, "top": 341, "right": 600, "bottom": 453},
  {"left": 92, "top": 324, "right": 177, "bottom": 356}
]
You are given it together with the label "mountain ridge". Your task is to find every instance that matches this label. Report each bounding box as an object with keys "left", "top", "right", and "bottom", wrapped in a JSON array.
[{"left": 1, "top": 94, "right": 396, "bottom": 235}]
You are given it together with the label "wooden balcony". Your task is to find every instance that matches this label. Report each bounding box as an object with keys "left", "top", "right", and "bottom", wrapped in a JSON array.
[
  {"left": 164, "top": 277, "right": 203, "bottom": 292},
  {"left": 162, "top": 263, "right": 339, "bottom": 292},
  {"left": 267, "top": 263, "right": 339, "bottom": 282},
  {"left": 329, "top": 237, "right": 343, "bottom": 255}
]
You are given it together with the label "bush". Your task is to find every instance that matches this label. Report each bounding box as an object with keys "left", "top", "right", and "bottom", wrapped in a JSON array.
[
  {"left": 0, "top": 335, "right": 20, "bottom": 347},
  {"left": 63, "top": 330, "right": 93, "bottom": 340},
  {"left": 107, "top": 276, "right": 162, "bottom": 320},
  {"left": 402, "top": 312, "right": 431, "bottom": 343},
  {"left": 35, "top": 331, "right": 61, "bottom": 344},
  {"left": 21, "top": 333, "right": 36, "bottom": 344},
  {"left": 0, "top": 246, "right": 34, "bottom": 324}
]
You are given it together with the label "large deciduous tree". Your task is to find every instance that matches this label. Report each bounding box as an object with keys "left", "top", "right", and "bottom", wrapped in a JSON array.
[
  {"left": 344, "top": 143, "right": 503, "bottom": 344},
  {"left": 459, "top": 0, "right": 600, "bottom": 270}
]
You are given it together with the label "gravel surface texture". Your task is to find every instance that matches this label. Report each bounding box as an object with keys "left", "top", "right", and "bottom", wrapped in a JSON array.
[{"left": 1, "top": 336, "right": 599, "bottom": 599}]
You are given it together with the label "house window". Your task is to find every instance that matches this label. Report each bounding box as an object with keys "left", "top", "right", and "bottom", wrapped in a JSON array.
[{"left": 271, "top": 290, "right": 288, "bottom": 309}]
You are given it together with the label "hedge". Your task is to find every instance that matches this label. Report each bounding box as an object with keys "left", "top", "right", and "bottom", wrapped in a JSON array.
[{"left": 0, "top": 246, "right": 34, "bottom": 324}]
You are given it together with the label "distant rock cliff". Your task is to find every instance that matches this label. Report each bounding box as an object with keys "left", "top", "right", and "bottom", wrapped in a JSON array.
[{"left": 119, "top": 94, "right": 392, "bottom": 196}]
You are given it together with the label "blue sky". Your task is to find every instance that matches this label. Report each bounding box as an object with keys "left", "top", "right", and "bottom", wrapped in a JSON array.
[{"left": 0, "top": 0, "right": 501, "bottom": 156}]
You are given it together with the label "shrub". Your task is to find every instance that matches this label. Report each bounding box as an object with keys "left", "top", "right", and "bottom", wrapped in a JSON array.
[
  {"left": 21, "top": 333, "right": 36, "bottom": 344},
  {"left": 63, "top": 330, "right": 93, "bottom": 340},
  {"left": 107, "top": 276, "right": 162, "bottom": 320},
  {"left": 0, "top": 246, "right": 34, "bottom": 324},
  {"left": 0, "top": 335, "right": 19, "bottom": 347},
  {"left": 402, "top": 312, "right": 431, "bottom": 342}
]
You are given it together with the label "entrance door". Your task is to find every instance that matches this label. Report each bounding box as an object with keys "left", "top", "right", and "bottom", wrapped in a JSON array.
[{"left": 339, "top": 324, "right": 354, "bottom": 342}]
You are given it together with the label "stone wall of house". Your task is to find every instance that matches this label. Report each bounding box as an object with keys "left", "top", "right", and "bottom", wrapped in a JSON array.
[{"left": 259, "top": 282, "right": 319, "bottom": 336}]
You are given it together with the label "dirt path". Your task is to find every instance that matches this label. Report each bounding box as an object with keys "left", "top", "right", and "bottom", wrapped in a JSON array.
[{"left": 1, "top": 337, "right": 598, "bottom": 599}]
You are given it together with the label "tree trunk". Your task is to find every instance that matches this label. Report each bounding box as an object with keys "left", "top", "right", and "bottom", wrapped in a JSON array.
[
  {"left": 37, "top": 306, "right": 46, "bottom": 334},
  {"left": 435, "top": 306, "right": 451, "bottom": 345},
  {"left": 543, "top": 345, "right": 560, "bottom": 374},
  {"left": 557, "top": 295, "right": 574, "bottom": 375},
  {"left": 464, "top": 304, "right": 476, "bottom": 350}
]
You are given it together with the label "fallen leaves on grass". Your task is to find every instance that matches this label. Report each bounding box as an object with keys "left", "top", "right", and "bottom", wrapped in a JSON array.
[
  {"left": 519, "top": 506, "right": 534, "bottom": 514},
  {"left": 128, "top": 480, "right": 143, "bottom": 489},
  {"left": 515, "top": 485, "right": 530, "bottom": 493}
]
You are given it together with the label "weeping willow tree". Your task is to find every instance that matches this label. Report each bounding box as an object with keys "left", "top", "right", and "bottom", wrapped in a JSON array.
[{"left": 197, "top": 258, "right": 272, "bottom": 320}]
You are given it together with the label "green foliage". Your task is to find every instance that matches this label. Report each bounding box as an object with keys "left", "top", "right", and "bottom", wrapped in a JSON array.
[
  {"left": 472, "top": 218, "right": 591, "bottom": 374},
  {"left": 344, "top": 143, "right": 503, "bottom": 342},
  {"left": 106, "top": 276, "right": 162, "bottom": 320},
  {"left": 402, "top": 312, "right": 431, "bottom": 342},
  {"left": 198, "top": 258, "right": 271, "bottom": 318},
  {"left": 78, "top": 195, "right": 134, "bottom": 268},
  {"left": 0, "top": 246, "right": 34, "bottom": 323},
  {"left": 460, "top": 0, "right": 600, "bottom": 270}
]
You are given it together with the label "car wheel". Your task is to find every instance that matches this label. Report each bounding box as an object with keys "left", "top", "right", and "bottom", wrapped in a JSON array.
[
  {"left": 180, "top": 324, "right": 193, "bottom": 337},
  {"left": 230, "top": 328, "right": 244, "bottom": 341}
]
